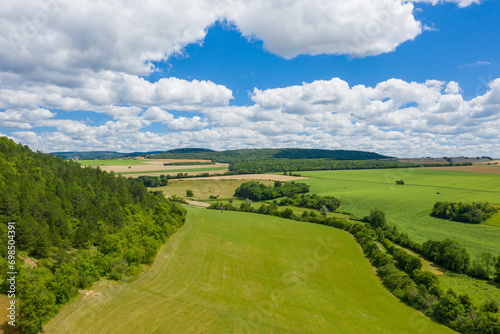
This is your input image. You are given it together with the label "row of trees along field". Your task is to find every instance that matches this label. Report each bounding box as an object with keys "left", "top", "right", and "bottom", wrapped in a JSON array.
[
  {"left": 0, "top": 137, "right": 186, "bottom": 334},
  {"left": 431, "top": 201, "right": 498, "bottom": 224},
  {"left": 228, "top": 158, "right": 473, "bottom": 174},
  {"left": 364, "top": 209, "right": 499, "bottom": 281},
  {"left": 278, "top": 193, "right": 341, "bottom": 212},
  {"left": 207, "top": 200, "right": 500, "bottom": 333}
]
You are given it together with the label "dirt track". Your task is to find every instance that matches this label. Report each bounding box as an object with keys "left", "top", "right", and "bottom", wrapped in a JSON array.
[{"left": 184, "top": 200, "right": 211, "bottom": 208}]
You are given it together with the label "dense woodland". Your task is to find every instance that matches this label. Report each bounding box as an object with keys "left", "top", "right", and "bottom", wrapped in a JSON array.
[
  {"left": 0, "top": 137, "right": 185, "bottom": 333},
  {"left": 431, "top": 201, "right": 498, "bottom": 224}
]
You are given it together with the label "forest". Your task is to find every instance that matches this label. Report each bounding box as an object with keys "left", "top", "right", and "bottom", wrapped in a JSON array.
[{"left": 0, "top": 137, "right": 185, "bottom": 334}]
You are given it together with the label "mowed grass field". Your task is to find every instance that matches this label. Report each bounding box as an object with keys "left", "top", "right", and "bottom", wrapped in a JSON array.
[
  {"left": 299, "top": 168, "right": 500, "bottom": 257},
  {"left": 44, "top": 207, "right": 453, "bottom": 334}
]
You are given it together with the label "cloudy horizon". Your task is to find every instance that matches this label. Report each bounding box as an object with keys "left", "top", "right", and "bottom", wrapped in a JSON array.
[{"left": 1, "top": 0, "right": 499, "bottom": 157}]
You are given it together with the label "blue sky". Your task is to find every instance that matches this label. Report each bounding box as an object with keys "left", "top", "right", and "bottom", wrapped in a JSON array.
[{"left": 1, "top": 0, "right": 499, "bottom": 157}]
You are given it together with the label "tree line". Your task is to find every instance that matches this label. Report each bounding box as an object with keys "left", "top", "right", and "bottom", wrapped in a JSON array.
[
  {"left": 278, "top": 193, "right": 341, "bottom": 212},
  {"left": 228, "top": 158, "right": 473, "bottom": 174},
  {"left": 431, "top": 201, "right": 498, "bottom": 224},
  {"left": 0, "top": 137, "right": 186, "bottom": 334}
]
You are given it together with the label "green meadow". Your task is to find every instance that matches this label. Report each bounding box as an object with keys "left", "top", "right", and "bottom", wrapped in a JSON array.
[
  {"left": 299, "top": 168, "right": 500, "bottom": 257},
  {"left": 439, "top": 274, "right": 500, "bottom": 307},
  {"left": 44, "top": 207, "right": 453, "bottom": 334},
  {"left": 78, "top": 159, "right": 146, "bottom": 166}
]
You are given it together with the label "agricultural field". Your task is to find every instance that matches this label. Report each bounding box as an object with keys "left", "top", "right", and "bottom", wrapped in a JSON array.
[
  {"left": 299, "top": 168, "right": 500, "bottom": 257},
  {"left": 117, "top": 166, "right": 228, "bottom": 175},
  {"left": 157, "top": 179, "right": 275, "bottom": 200},
  {"left": 43, "top": 207, "right": 453, "bottom": 334},
  {"left": 78, "top": 159, "right": 146, "bottom": 166},
  {"left": 78, "top": 158, "right": 229, "bottom": 177}
]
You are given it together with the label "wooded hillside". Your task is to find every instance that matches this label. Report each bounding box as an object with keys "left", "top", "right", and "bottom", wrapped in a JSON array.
[{"left": 0, "top": 137, "right": 185, "bottom": 333}]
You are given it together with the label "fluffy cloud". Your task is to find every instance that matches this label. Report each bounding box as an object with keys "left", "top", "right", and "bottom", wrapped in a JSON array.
[
  {"left": 227, "top": 0, "right": 421, "bottom": 58},
  {"left": 0, "top": 108, "right": 55, "bottom": 129},
  {"left": 0, "top": 73, "right": 233, "bottom": 112},
  {"left": 1, "top": 0, "right": 219, "bottom": 80},
  {"left": 0, "top": 0, "right": 472, "bottom": 86},
  {"left": 412, "top": 0, "right": 480, "bottom": 8},
  {"left": 6, "top": 77, "right": 500, "bottom": 157},
  {"left": 1, "top": 0, "right": 494, "bottom": 156}
]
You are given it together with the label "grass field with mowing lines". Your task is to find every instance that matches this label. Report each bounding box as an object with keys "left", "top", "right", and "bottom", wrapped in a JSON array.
[
  {"left": 299, "top": 169, "right": 500, "bottom": 257},
  {"left": 44, "top": 208, "right": 453, "bottom": 334},
  {"left": 78, "top": 159, "right": 146, "bottom": 166}
]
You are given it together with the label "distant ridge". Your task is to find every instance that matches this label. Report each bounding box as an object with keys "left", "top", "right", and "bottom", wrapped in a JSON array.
[
  {"left": 49, "top": 150, "right": 165, "bottom": 160},
  {"left": 49, "top": 147, "right": 391, "bottom": 161},
  {"left": 147, "top": 148, "right": 392, "bottom": 163},
  {"left": 166, "top": 148, "right": 215, "bottom": 154}
]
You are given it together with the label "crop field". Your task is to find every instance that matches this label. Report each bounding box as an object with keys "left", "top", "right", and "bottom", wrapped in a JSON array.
[
  {"left": 78, "top": 159, "right": 146, "bottom": 166},
  {"left": 117, "top": 166, "right": 228, "bottom": 175},
  {"left": 44, "top": 208, "right": 453, "bottom": 334},
  {"left": 78, "top": 158, "right": 229, "bottom": 177},
  {"left": 156, "top": 179, "right": 275, "bottom": 200},
  {"left": 299, "top": 168, "right": 500, "bottom": 257}
]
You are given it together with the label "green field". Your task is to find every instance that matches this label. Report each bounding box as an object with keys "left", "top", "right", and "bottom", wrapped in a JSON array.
[
  {"left": 299, "top": 168, "right": 500, "bottom": 257},
  {"left": 78, "top": 159, "right": 146, "bottom": 166},
  {"left": 44, "top": 207, "right": 453, "bottom": 334},
  {"left": 439, "top": 274, "right": 500, "bottom": 307}
]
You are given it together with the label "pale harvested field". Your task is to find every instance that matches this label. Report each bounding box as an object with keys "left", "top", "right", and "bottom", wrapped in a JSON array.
[
  {"left": 136, "top": 157, "right": 213, "bottom": 163},
  {"left": 423, "top": 166, "right": 500, "bottom": 174},
  {"left": 185, "top": 174, "right": 308, "bottom": 181},
  {"left": 476, "top": 159, "right": 500, "bottom": 165},
  {"left": 398, "top": 157, "right": 494, "bottom": 164},
  {"left": 97, "top": 161, "right": 228, "bottom": 174},
  {"left": 121, "top": 169, "right": 229, "bottom": 178}
]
